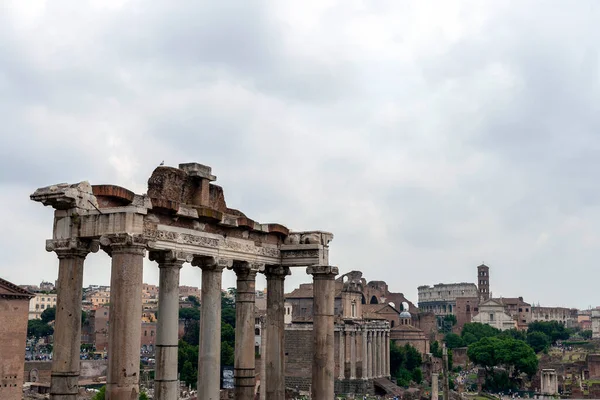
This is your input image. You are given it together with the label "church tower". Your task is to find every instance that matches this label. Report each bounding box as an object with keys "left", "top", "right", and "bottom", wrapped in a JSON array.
[{"left": 477, "top": 264, "right": 490, "bottom": 301}]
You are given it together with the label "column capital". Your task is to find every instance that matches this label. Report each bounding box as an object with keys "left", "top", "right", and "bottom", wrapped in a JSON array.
[
  {"left": 100, "top": 233, "right": 148, "bottom": 256},
  {"left": 263, "top": 265, "right": 290, "bottom": 279},
  {"left": 232, "top": 261, "right": 264, "bottom": 277},
  {"left": 46, "top": 238, "right": 99, "bottom": 258},
  {"left": 191, "top": 255, "right": 232, "bottom": 271},
  {"left": 148, "top": 249, "right": 192, "bottom": 267},
  {"left": 307, "top": 265, "right": 338, "bottom": 278}
]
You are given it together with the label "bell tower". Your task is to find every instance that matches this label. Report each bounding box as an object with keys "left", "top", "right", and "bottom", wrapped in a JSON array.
[{"left": 477, "top": 264, "right": 490, "bottom": 301}]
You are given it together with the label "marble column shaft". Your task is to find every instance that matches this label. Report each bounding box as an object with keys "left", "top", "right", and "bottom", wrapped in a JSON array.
[
  {"left": 367, "top": 332, "right": 372, "bottom": 379},
  {"left": 375, "top": 330, "right": 381, "bottom": 377},
  {"left": 234, "top": 263, "right": 261, "bottom": 400},
  {"left": 194, "top": 257, "right": 228, "bottom": 400},
  {"left": 308, "top": 265, "right": 339, "bottom": 400},
  {"left": 362, "top": 329, "right": 368, "bottom": 379},
  {"left": 264, "top": 266, "right": 290, "bottom": 400},
  {"left": 350, "top": 331, "right": 356, "bottom": 379},
  {"left": 385, "top": 331, "right": 390, "bottom": 377},
  {"left": 49, "top": 240, "right": 96, "bottom": 400},
  {"left": 151, "top": 251, "right": 188, "bottom": 400},
  {"left": 431, "top": 373, "right": 439, "bottom": 400},
  {"left": 339, "top": 328, "right": 345, "bottom": 380},
  {"left": 102, "top": 234, "right": 146, "bottom": 400}
]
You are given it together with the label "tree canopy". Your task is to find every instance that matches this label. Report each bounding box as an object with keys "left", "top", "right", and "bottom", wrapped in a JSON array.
[
  {"left": 390, "top": 342, "right": 423, "bottom": 386},
  {"left": 527, "top": 321, "right": 571, "bottom": 344},
  {"left": 27, "top": 319, "right": 54, "bottom": 338},
  {"left": 526, "top": 331, "right": 550, "bottom": 353},
  {"left": 467, "top": 336, "right": 538, "bottom": 377}
]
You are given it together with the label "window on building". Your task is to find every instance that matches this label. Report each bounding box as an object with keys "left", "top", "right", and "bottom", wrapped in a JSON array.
[
  {"left": 41, "top": 304, "right": 45, "bottom": 309},
  {"left": 255, "top": 328, "right": 260, "bottom": 335},
  {"left": 144, "top": 331, "right": 147, "bottom": 336},
  {"left": 489, "top": 313, "right": 494, "bottom": 321},
  {"left": 466, "top": 305, "right": 471, "bottom": 312},
  {"left": 151, "top": 331, "right": 154, "bottom": 336},
  {"left": 526, "top": 308, "right": 529, "bottom": 312},
  {"left": 519, "top": 308, "right": 522, "bottom": 312},
  {"left": 351, "top": 301, "right": 357, "bottom": 318}
]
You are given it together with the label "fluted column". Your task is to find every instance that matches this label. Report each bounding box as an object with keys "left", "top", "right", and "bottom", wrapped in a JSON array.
[
  {"left": 367, "top": 331, "right": 372, "bottom": 379},
  {"left": 264, "top": 265, "right": 290, "bottom": 400},
  {"left": 233, "top": 262, "right": 262, "bottom": 400},
  {"left": 48, "top": 239, "right": 97, "bottom": 400},
  {"left": 193, "top": 256, "right": 230, "bottom": 400},
  {"left": 150, "top": 250, "right": 191, "bottom": 400},
  {"left": 259, "top": 316, "right": 267, "bottom": 400},
  {"left": 339, "top": 327, "right": 345, "bottom": 380},
  {"left": 362, "top": 328, "right": 368, "bottom": 379},
  {"left": 350, "top": 331, "right": 356, "bottom": 379},
  {"left": 308, "top": 265, "right": 339, "bottom": 400},
  {"left": 100, "top": 234, "right": 147, "bottom": 400}
]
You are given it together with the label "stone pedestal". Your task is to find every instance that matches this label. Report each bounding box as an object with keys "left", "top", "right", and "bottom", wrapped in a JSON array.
[
  {"left": 193, "top": 256, "right": 229, "bottom": 400},
  {"left": 150, "top": 250, "right": 190, "bottom": 400},
  {"left": 308, "top": 265, "right": 339, "bottom": 400},
  {"left": 233, "top": 262, "right": 262, "bottom": 400},
  {"left": 101, "top": 234, "right": 147, "bottom": 400},
  {"left": 264, "top": 265, "right": 290, "bottom": 400},
  {"left": 48, "top": 239, "right": 97, "bottom": 400}
]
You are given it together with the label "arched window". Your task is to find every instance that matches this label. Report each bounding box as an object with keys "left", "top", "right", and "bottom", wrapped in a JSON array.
[
  {"left": 391, "top": 320, "right": 395, "bottom": 328},
  {"left": 370, "top": 296, "right": 378, "bottom": 304},
  {"left": 351, "top": 301, "right": 357, "bottom": 318},
  {"left": 255, "top": 328, "right": 260, "bottom": 335}
]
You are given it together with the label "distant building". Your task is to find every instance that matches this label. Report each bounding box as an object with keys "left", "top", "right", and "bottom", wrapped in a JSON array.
[
  {"left": 493, "top": 297, "right": 532, "bottom": 330},
  {"left": 179, "top": 285, "right": 200, "bottom": 299},
  {"left": 532, "top": 306, "right": 578, "bottom": 328},
  {"left": 28, "top": 293, "right": 58, "bottom": 320},
  {"left": 472, "top": 299, "right": 516, "bottom": 331},
  {"left": 418, "top": 283, "right": 478, "bottom": 316},
  {"left": 0, "top": 278, "right": 34, "bottom": 400}
]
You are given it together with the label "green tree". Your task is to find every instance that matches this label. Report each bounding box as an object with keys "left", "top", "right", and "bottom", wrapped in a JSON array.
[
  {"left": 468, "top": 336, "right": 538, "bottom": 377},
  {"left": 178, "top": 340, "right": 198, "bottom": 388},
  {"left": 526, "top": 331, "right": 550, "bottom": 353},
  {"left": 462, "top": 332, "right": 478, "bottom": 346},
  {"left": 187, "top": 295, "right": 200, "bottom": 307},
  {"left": 461, "top": 323, "right": 500, "bottom": 341},
  {"left": 221, "top": 323, "right": 235, "bottom": 343},
  {"left": 440, "top": 314, "right": 457, "bottom": 334},
  {"left": 499, "top": 329, "right": 527, "bottom": 341},
  {"left": 221, "top": 341, "right": 234, "bottom": 366},
  {"left": 396, "top": 368, "right": 413, "bottom": 387},
  {"left": 581, "top": 330, "right": 593, "bottom": 340},
  {"left": 40, "top": 307, "right": 56, "bottom": 323},
  {"left": 179, "top": 307, "right": 200, "bottom": 321},
  {"left": 444, "top": 333, "right": 465, "bottom": 349},
  {"left": 527, "top": 321, "right": 571, "bottom": 344},
  {"left": 412, "top": 367, "right": 423, "bottom": 384},
  {"left": 27, "top": 319, "right": 54, "bottom": 338}
]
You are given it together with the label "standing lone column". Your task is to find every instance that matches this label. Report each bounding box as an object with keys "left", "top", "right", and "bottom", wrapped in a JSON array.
[
  {"left": 233, "top": 262, "right": 262, "bottom": 400},
  {"left": 307, "top": 265, "right": 339, "bottom": 400},
  {"left": 362, "top": 328, "right": 368, "bottom": 379},
  {"left": 150, "top": 250, "right": 190, "bottom": 400},
  {"left": 100, "top": 233, "right": 147, "bottom": 400},
  {"left": 431, "top": 373, "right": 439, "bottom": 400},
  {"left": 192, "top": 256, "right": 230, "bottom": 400},
  {"left": 339, "top": 327, "right": 345, "bottom": 380},
  {"left": 48, "top": 239, "right": 97, "bottom": 400},
  {"left": 264, "top": 265, "right": 290, "bottom": 400}
]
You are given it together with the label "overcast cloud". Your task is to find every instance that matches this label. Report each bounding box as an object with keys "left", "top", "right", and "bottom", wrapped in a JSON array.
[{"left": 1, "top": 0, "right": 600, "bottom": 309}]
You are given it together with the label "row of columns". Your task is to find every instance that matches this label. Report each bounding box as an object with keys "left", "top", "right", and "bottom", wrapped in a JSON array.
[
  {"left": 338, "top": 328, "right": 390, "bottom": 381},
  {"left": 47, "top": 235, "right": 339, "bottom": 400}
]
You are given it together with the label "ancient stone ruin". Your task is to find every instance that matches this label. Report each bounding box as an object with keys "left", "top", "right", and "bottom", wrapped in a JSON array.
[{"left": 31, "top": 162, "right": 338, "bottom": 400}]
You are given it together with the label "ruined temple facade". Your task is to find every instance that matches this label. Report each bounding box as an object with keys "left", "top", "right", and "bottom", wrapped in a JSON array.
[{"left": 31, "top": 162, "right": 338, "bottom": 400}]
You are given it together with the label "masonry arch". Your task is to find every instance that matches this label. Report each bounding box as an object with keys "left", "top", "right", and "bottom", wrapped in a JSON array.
[{"left": 370, "top": 295, "right": 378, "bottom": 304}]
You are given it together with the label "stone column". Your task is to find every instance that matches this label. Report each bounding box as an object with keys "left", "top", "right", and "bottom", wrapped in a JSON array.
[
  {"left": 362, "top": 328, "right": 368, "bottom": 379},
  {"left": 375, "top": 330, "right": 381, "bottom": 378},
  {"left": 350, "top": 331, "right": 356, "bottom": 379},
  {"left": 338, "top": 327, "right": 345, "bottom": 380},
  {"left": 149, "top": 250, "right": 191, "bottom": 400},
  {"left": 431, "top": 373, "right": 439, "bottom": 400},
  {"left": 192, "top": 256, "right": 230, "bottom": 400},
  {"left": 47, "top": 239, "right": 97, "bottom": 400},
  {"left": 385, "top": 331, "right": 391, "bottom": 378},
  {"left": 367, "top": 331, "right": 372, "bottom": 379},
  {"left": 264, "top": 265, "right": 290, "bottom": 400},
  {"left": 259, "top": 316, "right": 267, "bottom": 400},
  {"left": 100, "top": 234, "right": 147, "bottom": 400},
  {"left": 307, "top": 266, "right": 339, "bottom": 400},
  {"left": 233, "top": 262, "right": 262, "bottom": 400}
]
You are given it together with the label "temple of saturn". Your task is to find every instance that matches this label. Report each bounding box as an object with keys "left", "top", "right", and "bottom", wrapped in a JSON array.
[{"left": 31, "top": 162, "right": 339, "bottom": 400}]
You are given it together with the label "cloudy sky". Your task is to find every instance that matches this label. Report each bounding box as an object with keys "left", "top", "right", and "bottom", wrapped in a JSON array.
[{"left": 1, "top": 0, "right": 599, "bottom": 309}]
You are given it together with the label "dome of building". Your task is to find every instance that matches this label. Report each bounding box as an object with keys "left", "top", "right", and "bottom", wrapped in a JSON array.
[{"left": 400, "top": 310, "right": 411, "bottom": 318}]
